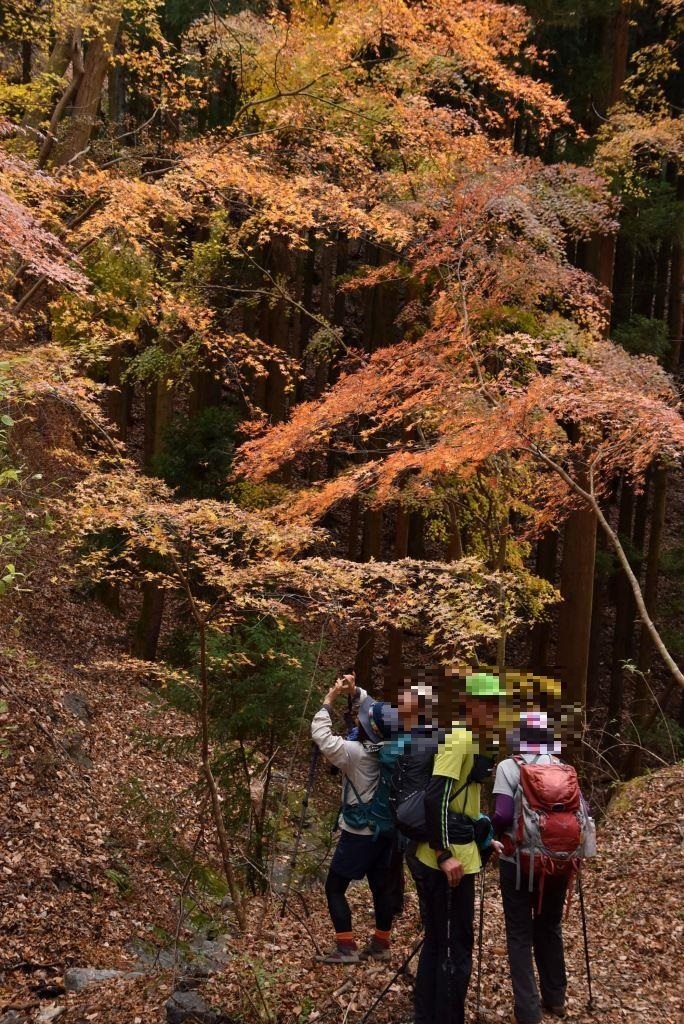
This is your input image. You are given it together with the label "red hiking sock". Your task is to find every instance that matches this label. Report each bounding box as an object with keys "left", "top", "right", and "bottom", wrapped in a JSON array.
[
  {"left": 373, "top": 929, "right": 391, "bottom": 949},
  {"left": 335, "top": 931, "right": 357, "bottom": 952}
]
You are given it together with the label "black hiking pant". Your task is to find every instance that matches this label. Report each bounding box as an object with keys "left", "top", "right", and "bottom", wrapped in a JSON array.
[
  {"left": 499, "top": 860, "right": 568, "bottom": 1024},
  {"left": 325, "top": 831, "right": 396, "bottom": 934},
  {"left": 408, "top": 852, "right": 475, "bottom": 1024}
]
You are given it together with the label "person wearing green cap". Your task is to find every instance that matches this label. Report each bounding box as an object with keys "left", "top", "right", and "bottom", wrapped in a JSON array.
[{"left": 410, "top": 670, "right": 504, "bottom": 1024}]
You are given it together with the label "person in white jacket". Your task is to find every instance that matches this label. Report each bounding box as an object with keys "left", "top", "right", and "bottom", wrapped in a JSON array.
[{"left": 311, "top": 673, "right": 396, "bottom": 963}]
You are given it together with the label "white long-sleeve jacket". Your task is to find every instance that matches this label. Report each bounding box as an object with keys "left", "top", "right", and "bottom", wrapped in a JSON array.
[{"left": 310, "top": 689, "right": 380, "bottom": 835}]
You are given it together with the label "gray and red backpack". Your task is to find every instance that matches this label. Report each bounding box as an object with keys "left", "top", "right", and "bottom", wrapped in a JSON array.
[{"left": 504, "top": 755, "right": 596, "bottom": 909}]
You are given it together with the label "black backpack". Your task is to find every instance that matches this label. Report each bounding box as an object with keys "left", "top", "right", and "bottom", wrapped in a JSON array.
[
  {"left": 390, "top": 730, "right": 493, "bottom": 843},
  {"left": 389, "top": 729, "right": 444, "bottom": 842}
]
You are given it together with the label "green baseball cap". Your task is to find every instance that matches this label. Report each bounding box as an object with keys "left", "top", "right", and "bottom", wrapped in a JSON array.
[{"left": 465, "top": 672, "right": 502, "bottom": 698}]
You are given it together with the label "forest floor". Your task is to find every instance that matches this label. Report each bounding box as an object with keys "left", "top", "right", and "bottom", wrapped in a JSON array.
[{"left": 1, "top": 567, "right": 683, "bottom": 1024}]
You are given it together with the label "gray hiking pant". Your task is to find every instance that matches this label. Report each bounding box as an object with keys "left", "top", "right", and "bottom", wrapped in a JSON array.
[{"left": 499, "top": 860, "right": 568, "bottom": 1024}]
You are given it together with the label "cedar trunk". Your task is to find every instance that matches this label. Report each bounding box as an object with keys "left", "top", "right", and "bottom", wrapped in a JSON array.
[{"left": 557, "top": 505, "right": 597, "bottom": 711}]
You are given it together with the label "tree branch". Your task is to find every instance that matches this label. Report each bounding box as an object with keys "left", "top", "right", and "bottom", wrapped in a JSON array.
[{"left": 527, "top": 444, "right": 684, "bottom": 690}]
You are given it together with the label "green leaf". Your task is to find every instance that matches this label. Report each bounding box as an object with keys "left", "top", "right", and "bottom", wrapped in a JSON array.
[{"left": 1, "top": 414, "right": 14, "bottom": 427}]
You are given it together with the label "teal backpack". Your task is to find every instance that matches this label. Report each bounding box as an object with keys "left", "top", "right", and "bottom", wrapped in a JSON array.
[{"left": 340, "top": 738, "right": 406, "bottom": 837}]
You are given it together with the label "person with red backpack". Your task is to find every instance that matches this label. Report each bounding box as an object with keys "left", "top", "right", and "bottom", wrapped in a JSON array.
[{"left": 492, "top": 711, "right": 594, "bottom": 1024}]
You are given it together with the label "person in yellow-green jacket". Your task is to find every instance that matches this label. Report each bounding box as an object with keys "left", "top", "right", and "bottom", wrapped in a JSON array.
[{"left": 410, "top": 671, "right": 504, "bottom": 1024}]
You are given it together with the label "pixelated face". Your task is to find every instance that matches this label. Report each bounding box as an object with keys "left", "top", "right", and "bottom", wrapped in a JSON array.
[
  {"left": 397, "top": 680, "right": 436, "bottom": 727},
  {"left": 463, "top": 695, "right": 502, "bottom": 744}
]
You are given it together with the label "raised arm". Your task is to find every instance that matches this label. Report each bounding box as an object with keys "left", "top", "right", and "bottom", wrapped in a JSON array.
[{"left": 310, "top": 676, "right": 367, "bottom": 772}]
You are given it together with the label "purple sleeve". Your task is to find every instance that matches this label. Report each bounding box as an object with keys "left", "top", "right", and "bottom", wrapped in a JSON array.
[{"left": 491, "top": 793, "right": 514, "bottom": 837}]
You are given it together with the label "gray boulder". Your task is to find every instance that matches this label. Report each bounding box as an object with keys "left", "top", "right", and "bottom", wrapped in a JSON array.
[
  {"left": 36, "top": 1007, "right": 66, "bottom": 1023},
  {"left": 166, "top": 990, "right": 218, "bottom": 1023},
  {"left": 63, "top": 967, "right": 140, "bottom": 991},
  {"left": 61, "top": 693, "right": 93, "bottom": 721}
]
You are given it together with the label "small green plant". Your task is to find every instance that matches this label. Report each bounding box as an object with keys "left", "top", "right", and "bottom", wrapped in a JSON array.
[
  {"left": 0, "top": 363, "right": 23, "bottom": 598},
  {"left": 613, "top": 314, "right": 669, "bottom": 358},
  {"left": 153, "top": 405, "right": 241, "bottom": 498},
  {"left": 104, "top": 866, "right": 133, "bottom": 897},
  {"left": 0, "top": 698, "right": 10, "bottom": 760}
]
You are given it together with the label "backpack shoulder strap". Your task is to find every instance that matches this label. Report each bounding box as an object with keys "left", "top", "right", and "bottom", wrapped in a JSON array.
[{"left": 343, "top": 774, "right": 366, "bottom": 807}]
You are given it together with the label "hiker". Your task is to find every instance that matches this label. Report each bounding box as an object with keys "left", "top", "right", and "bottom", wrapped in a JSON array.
[
  {"left": 311, "top": 672, "right": 398, "bottom": 964},
  {"left": 408, "top": 672, "right": 503, "bottom": 1024},
  {"left": 492, "top": 711, "right": 581, "bottom": 1023}
]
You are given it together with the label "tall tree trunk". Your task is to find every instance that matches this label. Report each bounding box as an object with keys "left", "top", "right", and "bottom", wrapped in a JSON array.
[
  {"left": 387, "top": 505, "right": 410, "bottom": 690},
  {"left": 108, "top": 29, "right": 126, "bottom": 133},
  {"left": 263, "top": 238, "right": 291, "bottom": 423},
  {"left": 407, "top": 512, "right": 425, "bottom": 559},
  {"left": 557, "top": 504, "right": 597, "bottom": 712},
  {"left": 529, "top": 531, "right": 558, "bottom": 671},
  {"left": 106, "top": 345, "right": 130, "bottom": 440},
  {"left": 333, "top": 232, "right": 348, "bottom": 328},
  {"left": 52, "top": 10, "right": 122, "bottom": 167},
  {"left": 606, "top": 481, "right": 636, "bottom": 754},
  {"left": 361, "top": 243, "right": 381, "bottom": 352},
  {"left": 445, "top": 502, "right": 464, "bottom": 561},
  {"left": 21, "top": 40, "right": 32, "bottom": 84},
  {"left": 347, "top": 496, "right": 360, "bottom": 560},
  {"left": 603, "top": 2, "right": 631, "bottom": 112},
  {"left": 668, "top": 177, "right": 684, "bottom": 369},
  {"left": 587, "top": 531, "right": 608, "bottom": 710},
  {"left": 611, "top": 232, "right": 634, "bottom": 330},
  {"left": 355, "top": 508, "right": 383, "bottom": 687},
  {"left": 361, "top": 507, "right": 383, "bottom": 563},
  {"left": 132, "top": 581, "right": 166, "bottom": 661},
  {"left": 624, "top": 466, "right": 668, "bottom": 776}
]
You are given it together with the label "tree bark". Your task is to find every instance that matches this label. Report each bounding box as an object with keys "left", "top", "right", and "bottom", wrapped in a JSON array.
[
  {"left": 37, "top": 30, "right": 85, "bottom": 169},
  {"left": 668, "top": 177, "right": 684, "bottom": 369},
  {"left": 556, "top": 503, "right": 597, "bottom": 710},
  {"left": 606, "top": 481, "right": 636, "bottom": 742},
  {"left": 445, "top": 502, "right": 464, "bottom": 561},
  {"left": 587, "top": 531, "right": 607, "bottom": 710},
  {"left": 529, "top": 531, "right": 558, "bottom": 672},
  {"left": 132, "top": 581, "right": 165, "bottom": 661},
  {"left": 21, "top": 41, "right": 32, "bottom": 84},
  {"left": 387, "top": 505, "right": 410, "bottom": 689},
  {"left": 355, "top": 507, "right": 383, "bottom": 687},
  {"left": 624, "top": 466, "right": 668, "bottom": 776},
  {"left": 51, "top": 10, "right": 122, "bottom": 167},
  {"left": 106, "top": 345, "right": 130, "bottom": 440},
  {"left": 604, "top": 2, "right": 631, "bottom": 111},
  {"left": 347, "top": 496, "right": 360, "bottom": 560}
]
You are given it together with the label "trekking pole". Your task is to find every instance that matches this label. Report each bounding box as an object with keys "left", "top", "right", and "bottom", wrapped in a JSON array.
[
  {"left": 577, "top": 872, "right": 594, "bottom": 1012},
  {"left": 475, "top": 868, "right": 486, "bottom": 1022},
  {"left": 358, "top": 935, "right": 425, "bottom": 1024},
  {"left": 280, "top": 742, "right": 320, "bottom": 918}
]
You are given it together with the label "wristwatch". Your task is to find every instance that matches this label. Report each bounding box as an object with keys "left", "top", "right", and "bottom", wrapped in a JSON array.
[{"left": 437, "top": 851, "right": 452, "bottom": 866}]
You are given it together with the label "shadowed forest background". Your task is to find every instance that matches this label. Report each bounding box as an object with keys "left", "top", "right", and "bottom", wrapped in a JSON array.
[{"left": 0, "top": 1, "right": 682, "bottom": 1022}]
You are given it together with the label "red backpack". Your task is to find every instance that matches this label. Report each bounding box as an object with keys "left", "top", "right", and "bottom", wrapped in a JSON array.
[{"left": 504, "top": 755, "right": 594, "bottom": 910}]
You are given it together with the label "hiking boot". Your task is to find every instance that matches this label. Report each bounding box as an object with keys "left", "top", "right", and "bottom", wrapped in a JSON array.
[
  {"left": 315, "top": 946, "right": 360, "bottom": 964},
  {"left": 358, "top": 940, "right": 391, "bottom": 962},
  {"left": 542, "top": 1005, "right": 566, "bottom": 1019}
]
